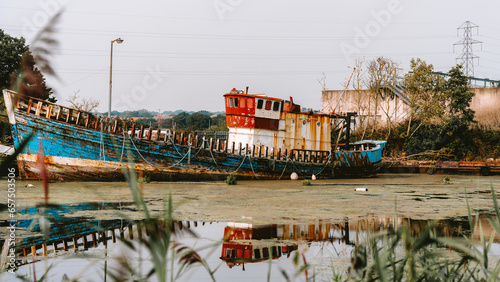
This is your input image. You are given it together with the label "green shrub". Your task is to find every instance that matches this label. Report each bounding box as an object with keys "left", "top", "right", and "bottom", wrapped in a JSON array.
[
  {"left": 139, "top": 175, "right": 151, "bottom": 183},
  {"left": 226, "top": 174, "right": 237, "bottom": 185},
  {"left": 426, "top": 166, "right": 434, "bottom": 175},
  {"left": 302, "top": 179, "right": 311, "bottom": 186}
]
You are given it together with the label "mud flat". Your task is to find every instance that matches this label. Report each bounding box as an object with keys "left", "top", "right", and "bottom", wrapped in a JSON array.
[{"left": 6, "top": 174, "right": 500, "bottom": 224}]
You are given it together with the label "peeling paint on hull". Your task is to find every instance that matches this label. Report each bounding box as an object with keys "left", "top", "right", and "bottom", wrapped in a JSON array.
[{"left": 4, "top": 90, "right": 386, "bottom": 181}]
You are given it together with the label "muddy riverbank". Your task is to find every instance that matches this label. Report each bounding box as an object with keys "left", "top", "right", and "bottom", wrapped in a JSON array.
[{"left": 6, "top": 174, "right": 500, "bottom": 225}]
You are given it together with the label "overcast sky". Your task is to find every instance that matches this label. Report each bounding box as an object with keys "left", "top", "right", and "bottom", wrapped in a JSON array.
[{"left": 1, "top": 0, "right": 499, "bottom": 113}]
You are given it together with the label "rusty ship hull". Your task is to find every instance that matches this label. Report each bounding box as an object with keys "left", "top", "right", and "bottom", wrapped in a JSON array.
[{"left": 3, "top": 90, "right": 386, "bottom": 181}]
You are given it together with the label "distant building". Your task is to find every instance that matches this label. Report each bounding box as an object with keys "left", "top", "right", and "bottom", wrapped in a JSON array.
[{"left": 321, "top": 86, "right": 500, "bottom": 130}]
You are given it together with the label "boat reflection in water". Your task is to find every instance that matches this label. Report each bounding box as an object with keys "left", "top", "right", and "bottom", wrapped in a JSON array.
[
  {"left": 1, "top": 202, "right": 497, "bottom": 279},
  {"left": 220, "top": 215, "right": 498, "bottom": 270}
]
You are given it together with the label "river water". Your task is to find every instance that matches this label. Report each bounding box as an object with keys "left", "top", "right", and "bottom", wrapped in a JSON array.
[{"left": 1, "top": 174, "right": 500, "bottom": 281}]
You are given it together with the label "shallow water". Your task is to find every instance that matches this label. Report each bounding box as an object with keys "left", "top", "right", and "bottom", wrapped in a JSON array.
[{"left": 2, "top": 173, "right": 500, "bottom": 280}]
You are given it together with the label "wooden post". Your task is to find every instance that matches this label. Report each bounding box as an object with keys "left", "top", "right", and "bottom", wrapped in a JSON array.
[
  {"left": 238, "top": 142, "right": 242, "bottom": 155},
  {"left": 66, "top": 109, "right": 72, "bottom": 123},
  {"left": 232, "top": 142, "right": 235, "bottom": 154},
  {"left": 76, "top": 111, "right": 82, "bottom": 126},
  {"left": 265, "top": 146, "right": 269, "bottom": 158},
  {"left": 173, "top": 131, "right": 177, "bottom": 144},
  {"left": 216, "top": 139, "right": 220, "bottom": 151},
  {"left": 137, "top": 222, "right": 142, "bottom": 240},
  {"left": 284, "top": 149, "right": 288, "bottom": 159},
  {"left": 111, "top": 229, "right": 116, "bottom": 243},
  {"left": 122, "top": 121, "right": 127, "bottom": 134},
  {"left": 95, "top": 117, "right": 100, "bottom": 130},
  {"left": 46, "top": 105, "right": 53, "bottom": 119},
  {"left": 62, "top": 239, "right": 67, "bottom": 251},
  {"left": 35, "top": 101, "right": 43, "bottom": 116},
  {"left": 278, "top": 148, "right": 281, "bottom": 160},
  {"left": 91, "top": 233, "right": 97, "bottom": 247},
  {"left": 104, "top": 117, "right": 111, "bottom": 132},
  {"left": 130, "top": 124, "right": 136, "bottom": 138},
  {"left": 72, "top": 238, "right": 77, "bottom": 251},
  {"left": 139, "top": 125, "right": 144, "bottom": 139},
  {"left": 42, "top": 243, "right": 48, "bottom": 256},
  {"left": 85, "top": 114, "right": 92, "bottom": 128},
  {"left": 113, "top": 119, "right": 118, "bottom": 133},
  {"left": 82, "top": 235, "right": 88, "bottom": 249},
  {"left": 26, "top": 99, "right": 33, "bottom": 113},
  {"left": 129, "top": 225, "right": 134, "bottom": 240},
  {"left": 102, "top": 231, "right": 108, "bottom": 246},
  {"left": 195, "top": 135, "right": 199, "bottom": 147},
  {"left": 180, "top": 133, "right": 184, "bottom": 145},
  {"left": 157, "top": 129, "right": 162, "bottom": 142},
  {"left": 56, "top": 107, "right": 62, "bottom": 120},
  {"left": 209, "top": 138, "right": 213, "bottom": 150},
  {"left": 147, "top": 127, "right": 152, "bottom": 140},
  {"left": 246, "top": 144, "right": 250, "bottom": 155},
  {"left": 31, "top": 246, "right": 36, "bottom": 257}
]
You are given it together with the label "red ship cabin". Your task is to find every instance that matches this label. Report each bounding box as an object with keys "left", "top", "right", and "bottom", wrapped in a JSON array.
[{"left": 224, "top": 88, "right": 332, "bottom": 155}]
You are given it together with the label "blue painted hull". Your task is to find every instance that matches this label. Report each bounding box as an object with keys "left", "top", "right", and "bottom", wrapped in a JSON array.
[{"left": 5, "top": 93, "right": 386, "bottom": 181}]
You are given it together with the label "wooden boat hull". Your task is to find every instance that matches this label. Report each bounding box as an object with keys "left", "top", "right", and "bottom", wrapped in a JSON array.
[{"left": 4, "top": 90, "right": 386, "bottom": 181}]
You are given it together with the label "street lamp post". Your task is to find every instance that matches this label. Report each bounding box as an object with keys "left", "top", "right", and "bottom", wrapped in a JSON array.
[{"left": 108, "top": 37, "right": 124, "bottom": 119}]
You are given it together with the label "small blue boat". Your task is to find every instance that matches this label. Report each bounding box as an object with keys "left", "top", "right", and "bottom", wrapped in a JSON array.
[{"left": 3, "top": 89, "right": 385, "bottom": 181}]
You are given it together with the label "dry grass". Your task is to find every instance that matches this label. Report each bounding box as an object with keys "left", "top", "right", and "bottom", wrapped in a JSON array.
[{"left": 475, "top": 108, "right": 500, "bottom": 131}]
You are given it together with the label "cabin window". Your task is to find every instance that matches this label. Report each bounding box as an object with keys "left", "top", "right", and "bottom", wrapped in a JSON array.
[
  {"left": 257, "top": 99, "right": 263, "bottom": 109},
  {"left": 316, "top": 121, "right": 321, "bottom": 127},
  {"left": 229, "top": 98, "right": 233, "bottom": 108},
  {"left": 240, "top": 98, "right": 246, "bottom": 108},
  {"left": 265, "top": 100, "right": 272, "bottom": 110},
  {"left": 291, "top": 118, "right": 295, "bottom": 124},
  {"left": 234, "top": 98, "right": 239, "bottom": 108},
  {"left": 302, "top": 120, "right": 307, "bottom": 125},
  {"left": 247, "top": 99, "right": 254, "bottom": 108},
  {"left": 272, "top": 101, "right": 280, "bottom": 111}
]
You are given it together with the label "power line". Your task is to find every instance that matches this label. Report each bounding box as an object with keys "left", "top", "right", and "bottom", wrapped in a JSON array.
[
  {"left": 0, "top": 6, "right": 463, "bottom": 26},
  {"left": 2, "top": 24, "right": 456, "bottom": 42}
]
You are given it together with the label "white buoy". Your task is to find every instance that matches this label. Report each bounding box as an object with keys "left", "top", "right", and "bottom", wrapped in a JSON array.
[
  {"left": 26, "top": 184, "right": 34, "bottom": 188},
  {"left": 290, "top": 172, "right": 299, "bottom": 180},
  {"left": 311, "top": 174, "right": 316, "bottom": 180},
  {"left": 355, "top": 188, "right": 368, "bottom": 192}
]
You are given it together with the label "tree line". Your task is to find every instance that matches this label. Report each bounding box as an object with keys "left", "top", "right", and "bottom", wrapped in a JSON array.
[{"left": 126, "top": 112, "right": 228, "bottom": 132}]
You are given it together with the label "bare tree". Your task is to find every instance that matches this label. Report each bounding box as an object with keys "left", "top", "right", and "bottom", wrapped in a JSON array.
[
  {"left": 366, "top": 57, "right": 401, "bottom": 136},
  {"left": 67, "top": 91, "right": 100, "bottom": 113},
  {"left": 348, "top": 59, "right": 371, "bottom": 139}
]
